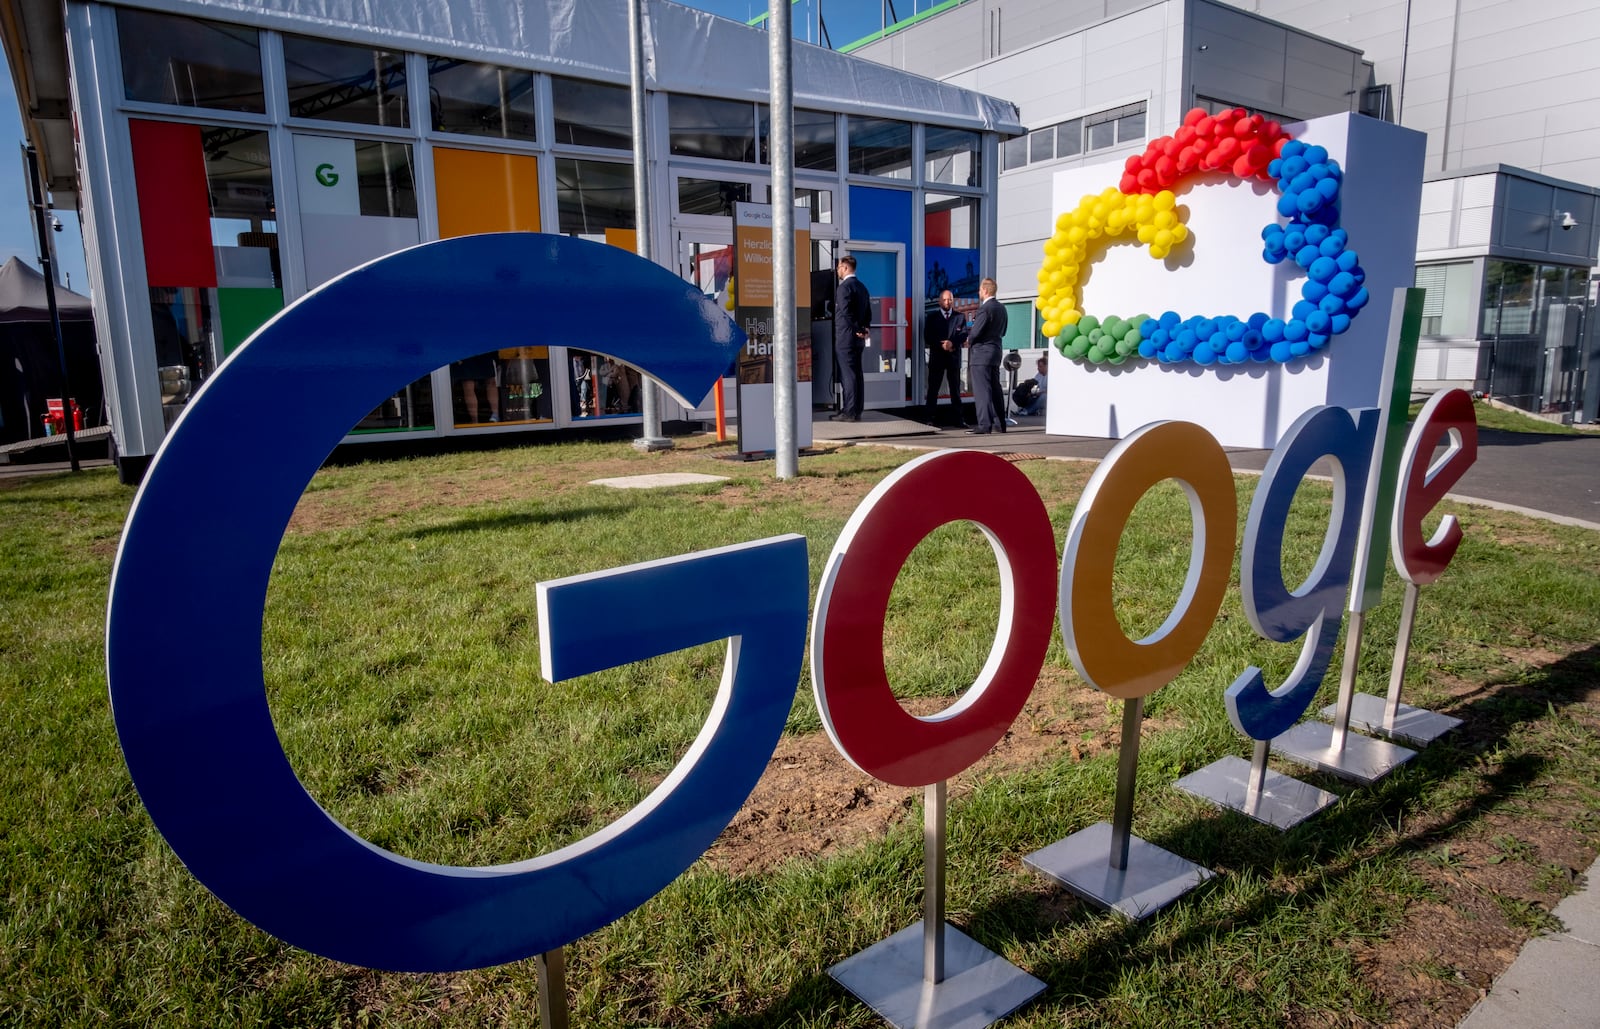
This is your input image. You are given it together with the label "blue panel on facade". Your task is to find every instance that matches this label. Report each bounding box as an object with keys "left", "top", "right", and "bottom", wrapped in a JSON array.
[{"left": 848, "top": 185, "right": 913, "bottom": 294}]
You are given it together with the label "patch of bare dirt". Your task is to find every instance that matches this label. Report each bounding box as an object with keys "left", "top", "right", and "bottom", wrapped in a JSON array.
[{"left": 705, "top": 669, "right": 1131, "bottom": 875}]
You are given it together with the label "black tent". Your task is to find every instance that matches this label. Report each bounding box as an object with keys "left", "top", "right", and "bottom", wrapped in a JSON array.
[{"left": 0, "top": 256, "right": 102, "bottom": 444}]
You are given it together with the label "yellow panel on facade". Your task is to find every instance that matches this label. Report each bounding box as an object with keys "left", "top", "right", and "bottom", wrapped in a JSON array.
[{"left": 433, "top": 148, "right": 541, "bottom": 236}]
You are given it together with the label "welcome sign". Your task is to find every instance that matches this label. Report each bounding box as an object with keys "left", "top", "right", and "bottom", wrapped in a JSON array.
[{"left": 106, "top": 236, "right": 1475, "bottom": 1018}]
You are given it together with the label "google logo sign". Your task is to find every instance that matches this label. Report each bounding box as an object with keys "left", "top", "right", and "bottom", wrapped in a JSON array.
[
  {"left": 1038, "top": 108, "right": 1372, "bottom": 368},
  {"left": 108, "top": 234, "right": 1475, "bottom": 976}
]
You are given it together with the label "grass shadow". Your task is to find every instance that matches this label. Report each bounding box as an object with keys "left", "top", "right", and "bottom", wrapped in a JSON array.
[{"left": 717, "top": 642, "right": 1599, "bottom": 1023}]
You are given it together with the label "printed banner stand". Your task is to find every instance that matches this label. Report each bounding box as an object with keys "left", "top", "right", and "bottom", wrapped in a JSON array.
[
  {"left": 1319, "top": 387, "right": 1478, "bottom": 746},
  {"left": 1023, "top": 421, "right": 1227, "bottom": 919},
  {"left": 1272, "top": 290, "right": 1424, "bottom": 785},
  {"left": 1025, "top": 696, "right": 1213, "bottom": 920},
  {"left": 812, "top": 450, "right": 1053, "bottom": 1026}
]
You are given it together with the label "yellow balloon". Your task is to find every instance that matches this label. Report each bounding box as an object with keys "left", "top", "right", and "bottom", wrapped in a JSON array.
[
  {"left": 1153, "top": 190, "right": 1176, "bottom": 211},
  {"left": 1149, "top": 245, "right": 1168, "bottom": 260},
  {"left": 1067, "top": 226, "right": 1087, "bottom": 245},
  {"left": 1042, "top": 320, "right": 1061, "bottom": 338},
  {"left": 1062, "top": 309, "right": 1081, "bottom": 325},
  {"left": 1137, "top": 225, "right": 1157, "bottom": 245},
  {"left": 1171, "top": 224, "right": 1189, "bottom": 244},
  {"left": 1155, "top": 229, "right": 1174, "bottom": 248}
]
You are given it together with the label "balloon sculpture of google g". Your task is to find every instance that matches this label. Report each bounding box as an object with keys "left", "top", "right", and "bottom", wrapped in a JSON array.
[{"left": 1038, "top": 107, "right": 1371, "bottom": 368}]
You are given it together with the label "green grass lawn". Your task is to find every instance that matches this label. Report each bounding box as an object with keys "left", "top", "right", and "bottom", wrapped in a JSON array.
[{"left": 3, "top": 437, "right": 1598, "bottom": 1027}]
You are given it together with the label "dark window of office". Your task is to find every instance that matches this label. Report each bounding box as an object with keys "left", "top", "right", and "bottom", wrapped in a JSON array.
[
  {"left": 118, "top": 9, "right": 265, "bottom": 113},
  {"left": 925, "top": 126, "right": 981, "bottom": 187},
  {"left": 556, "top": 158, "right": 635, "bottom": 238},
  {"left": 759, "top": 107, "right": 838, "bottom": 170},
  {"left": 283, "top": 36, "right": 409, "bottom": 128},
  {"left": 1028, "top": 125, "right": 1055, "bottom": 164},
  {"left": 1056, "top": 118, "right": 1083, "bottom": 159},
  {"left": 427, "top": 59, "right": 536, "bottom": 141},
  {"left": 848, "top": 117, "right": 912, "bottom": 179},
  {"left": 1085, "top": 102, "right": 1146, "bottom": 153},
  {"left": 670, "top": 96, "right": 757, "bottom": 162},
  {"left": 1002, "top": 134, "right": 1028, "bottom": 171},
  {"left": 551, "top": 77, "right": 632, "bottom": 150}
]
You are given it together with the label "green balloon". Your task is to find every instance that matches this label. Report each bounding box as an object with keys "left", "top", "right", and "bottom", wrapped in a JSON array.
[
  {"left": 1059, "top": 323, "right": 1080, "bottom": 343},
  {"left": 1078, "top": 314, "right": 1100, "bottom": 331}
]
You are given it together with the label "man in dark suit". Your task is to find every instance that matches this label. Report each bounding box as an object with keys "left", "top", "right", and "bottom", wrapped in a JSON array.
[
  {"left": 832, "top": 255, "right": 872, "bottom": 422},
  {"left": 923, "top": 289, "right": 968, "bottom": 428},
  {"left": 966, "top": 277, "right": 1008, "bottom": 434}
]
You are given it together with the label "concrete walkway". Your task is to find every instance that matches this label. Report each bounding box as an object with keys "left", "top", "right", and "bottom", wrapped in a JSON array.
[
  {"left": 820, "top": 411, "right": 1600, "bottom": 531},
  {"left": 1457, "top": 856, "right": 1600, "bottom": 1029}
]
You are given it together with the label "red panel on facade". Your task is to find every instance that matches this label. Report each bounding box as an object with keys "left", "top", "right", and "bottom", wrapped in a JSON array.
[
  {"left": 925, "top": 210, "right": 951, "bottom": 248},
  {"left": 130, "top": 120, "right": 216, "bottom": 288}
]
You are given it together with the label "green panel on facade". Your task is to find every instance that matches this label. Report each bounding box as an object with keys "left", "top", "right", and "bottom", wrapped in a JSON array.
[
  {"left": 1001, "top": 300, "right": 1035, "bottom": 349},
  {"left": 218, "top": 287, "right": 284, "bottom": 356}
]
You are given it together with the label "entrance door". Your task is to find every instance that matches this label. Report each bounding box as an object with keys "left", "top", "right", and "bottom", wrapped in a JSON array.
[
  {"left": 846, "top": 244, "right": 908, "bottom": 409},
  {"left": 676, "top": 229, "right": 737, "bottom": 419}
]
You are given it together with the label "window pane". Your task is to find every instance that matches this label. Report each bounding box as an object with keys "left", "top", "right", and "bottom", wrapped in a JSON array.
[
  {"left": 551, "top": 77, "right": 632, "bottom": 150},
  {"left": 1056, "top": 120, "right": 1082, "bottom": 158},
  {"left": 118, "top": 9, "right": 265, "bottom": 113},
  {"left": 451, "top": 347, "right": 553, "bottom": 426},
  {"left": 925, "top": 193, "right": 981, "bottom": 299},
  {"left": 848, "top": 117, "right": 912, "bottom": 179},
  {"left": 795, "top": 187, "right": 833, "bottom": 223},
  {"left": 427, "top": 59, "right": 536, "bottom": 141},
  {"left": 670, "top": 95, "right": 756, "bottom": 162},
  {"left": 1028, "top": 126, "right": 1055, "bottom": 164},
  {"left": 283, "top": 36, "right": 409, "bottom": 128},
  {"left": 759, "top": 107, "right": 838, "bottom": 170},
  {"left": 1415, "top": 261, "right": 1476, "bottom": 337},
  {"left": 1002, "top": 135, "right": 1028, "bottom": 171},
  {"left": 677, "top": 177, "right": 754, "bottom": 216},
  {"left": 556, "top": 158, "right": 635, "bottom": 239},
  {"left": 1087, "top": 119, "right": 1115, "bottom": 151},
  {"left": 925, "top": 126, "right": 981, "bottom": 187},
  {"left": 1117, "top": 109, "right": 1146, "bottom": 144},
  {"left": 568, "top": 349, "right": 643, "bottom": 419}
]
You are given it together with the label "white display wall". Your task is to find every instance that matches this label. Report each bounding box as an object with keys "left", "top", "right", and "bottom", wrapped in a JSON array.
[{"left": 1045, "top": 113, "right": 1426, "bottom": 449}]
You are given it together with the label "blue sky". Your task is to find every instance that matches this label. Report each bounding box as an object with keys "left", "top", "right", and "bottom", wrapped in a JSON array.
[{"left": 0, "top": 2, "right": 914, "bottom": 298}]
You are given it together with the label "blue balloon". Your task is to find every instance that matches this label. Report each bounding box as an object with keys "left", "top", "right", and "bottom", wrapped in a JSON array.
[
  {"left": 1262, "top": 318, "right": 1286, "bottom": 343},
  {"left": 1303, "top": 280, "right": 1329, "bottom": 302},
  {"left": 1292, "top": 299, "right": 1318, "bottom": 320},
  {"left": 1226, "top": 340, "right": 1249, "bottom": 363},
  {"left": 1305, "top": 145, "right": 1329, "bottom": 165},
  {"left": 1347, "top": 287, "right": 1370, "bottom": 311},
  {"left": 1269, "top": 340, "right": 1293, "bottom": 362},
  {"left": 1306, "top": 310, "right": 1331, "bottom": 334},
  {"left": 1330, "top": 313, "right": 1351, "bottom": 333},
  {"left": 1283, "top": 319, "right": 1309, "bottom": 342},
  {"left": 1309, "top": 256, "right": 1338, "bottom": 283},
  {"left": 1289, "top": 339, "right": 1310, "bottom": 357}
]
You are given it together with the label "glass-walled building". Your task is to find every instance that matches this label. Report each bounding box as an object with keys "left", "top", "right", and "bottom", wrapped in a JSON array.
[
  {"left": 2, "top": 0, "right": 1019, "bottom": 481},
  {"left": 1412, "top": 167, "right": 1600, "bottom": 422}
]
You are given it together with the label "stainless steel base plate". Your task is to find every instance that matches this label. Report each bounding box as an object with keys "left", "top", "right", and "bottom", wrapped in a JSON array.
[
  {"left": 1271, "top": 720, "right": 1416, "bottom": 785},
  {"left": 1174, "top": 755, "right": 1339, "bottom": 829},
  {"left": 828, "top": 921, "right": 1045, "bottom": 1029},
  {"left": 1023, "top": 821, "right": 1213, "bottom": 921},
  {"left": 1319, "top": 693, "right": 1462, "bottom": 747}
]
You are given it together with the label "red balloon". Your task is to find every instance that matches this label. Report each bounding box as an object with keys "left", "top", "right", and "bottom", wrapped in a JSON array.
[
  {"left": 1124, "top": 154, "right": 1143, "bottom": 173},
  {"left": 1120, "top": 172, "right": 1139, "bottom": 193},
  {"left": 1177, "top": 145, "right": 1200, "bottom": 173},
  {"left": 1184, "top": 107, "right": 1206, "bottom": 127},
  {"left": 1214, "top": 136, "right": 1241, "bottom": 162},
  {"left": 1155, "top": 155, "right": 1177, "bottom": 180},
  {"left": 1137, "top": 168, "right": 1157, "bottom": 190},
  {"left": 1195, "top": 115, "right": 1216, "bottom": 138},
  {"left": 1232, "top": 154, "right": 1254, "bottom": 178},
  {"left": 1246, "top": 143, "right": 1272, "bottom": 169},
  {"left": 1175, "top": 125, "right": 1196, "bottom": 147}
]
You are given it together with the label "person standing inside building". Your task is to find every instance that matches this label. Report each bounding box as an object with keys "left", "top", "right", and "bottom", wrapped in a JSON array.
[
  {"left": 923, "top": 289, "right": 968, "bottom": 428},
  {"left": 966, "top": 278, "right": 1008, "bottom": 434},
  {"left": 832, "top": 255, "right": 872, "bottom": 422}
]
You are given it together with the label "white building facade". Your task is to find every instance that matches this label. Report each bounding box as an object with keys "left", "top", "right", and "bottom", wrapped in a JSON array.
[{"left": 851, "top": 0, "right": 1600, "bottom": 422}]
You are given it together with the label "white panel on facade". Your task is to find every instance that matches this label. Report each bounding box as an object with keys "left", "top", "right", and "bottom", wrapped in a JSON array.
[
  {"left": 1419, "top": 179, "right": 1455, "bottom": 214},
  {"left": 1416, "top": 211, "right": 1453, "bottom": 251},
  {"left": 1460, "top": 175, "right": 1497, "bottom": 209},
  {"left": 1457, "top": 206, "right": 1494, "bottom": 247}
]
